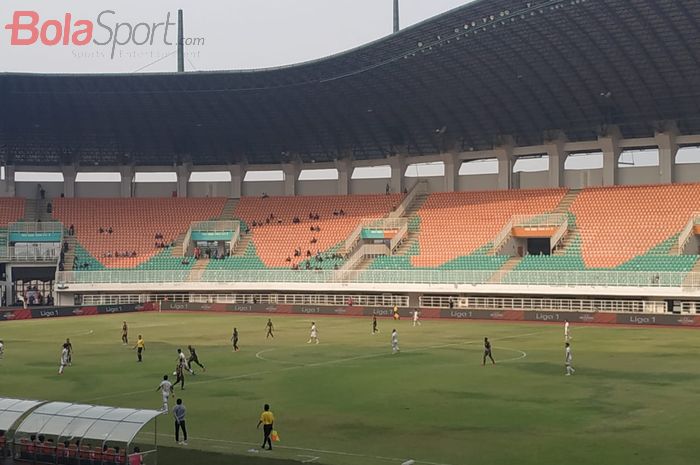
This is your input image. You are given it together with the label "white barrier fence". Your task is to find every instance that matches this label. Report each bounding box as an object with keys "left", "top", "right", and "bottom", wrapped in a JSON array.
[{"left": 57, "top": 269, "right": 700, "bottom": 289}]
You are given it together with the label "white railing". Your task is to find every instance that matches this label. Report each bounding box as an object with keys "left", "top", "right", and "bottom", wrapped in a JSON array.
[
  {"left": 184, "top": 220, "right": 241, "bottom": 256},
  {"left": 550, "top": 219, "right": 570, "bottom": 251},
  {"left": 491, "top": 218, "right": 515, "bottom": 253},
  {"left": 341, "top": 243, "right": 390, "bottom": 270},
  {"left": 230, "top": 221, "right": 241, "bottom": 255},
  {"left": 677, "top": 213, "right": 700, "bottom": 254},
  {"left": 191, "top": 220, "right": 240, "bottom": 232},
  {"left": 81, "top": 292, "right": 409, "bottom": 307},
  {"left": 511, "top": 213, "right": 567, "bottom": 228},
  {"left": 389, "top": 220, "right": 409, "bottom": 253},
  {"left": 419, "top": 295, "right": 667, "bottom": 313},
  {"left": 344, "top": 217, "right": 409, "bottom": 257},
  {"left": 5, "top": 247, "right": 61, "bottom": 262},
  {"left": 8, "top": 221, "right": 64, "bottom": 234},
  {"left": 388, "top": 180, "right": 428, "bottom": 218},
  {"left": 492, "top": 213, "right": 568, "bottom": 253},
  {"left": 56, "top": 269, "right": 700, "bottom": 289}
]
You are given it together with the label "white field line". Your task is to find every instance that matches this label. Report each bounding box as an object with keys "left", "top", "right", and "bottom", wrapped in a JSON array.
[
  {"left": 88, "top": 329, "right": 549, "bottom": 403},
  {"left": 155, "top": 433, "right": 455, "bottom": 465}
]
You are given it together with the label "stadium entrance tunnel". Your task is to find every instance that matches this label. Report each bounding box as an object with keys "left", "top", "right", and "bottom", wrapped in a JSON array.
[{"left": 0, "top": 398, "right": 161, "bottom": 465}]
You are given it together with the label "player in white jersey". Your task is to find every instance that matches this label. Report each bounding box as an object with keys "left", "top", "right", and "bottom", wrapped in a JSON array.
[
  {"left": 565, "top": 342, "right": 575, "bottom": 376},
  {"left": 58, "top": 343, "right": 69, "bottom": 374},
  {"left": 156, "top": 375, "right": 174, "bottom": 412},
  {"left": 564, "top": 320, "right": 571, "bottom": 342},
  {"left": 412, "top": 310, "right": 421, "bottom": 327},
  {"left": 0, "top": 340, "right": 4, "bottom": 359},
  {"left": 391, "top": 329, "right": 400, "bottom": 354},
  {"left": 307, "top": 322, "right": 319, "bottom": 344},
  {"left": 177, "top": 349, "right": 194, "bottom": 375}
]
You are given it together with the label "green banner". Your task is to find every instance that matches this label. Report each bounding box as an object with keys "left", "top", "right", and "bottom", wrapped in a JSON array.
[
  {"left": 191, "top": 231, "right": 233, "bottom": 241},
  {"left": 9, "top": 232, "right": 62, "bottom": 243},
  {"left": 361, "top": 229, "right": 392, "bottom": 240}
]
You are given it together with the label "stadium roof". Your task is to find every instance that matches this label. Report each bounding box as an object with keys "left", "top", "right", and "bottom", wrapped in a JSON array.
[
  {"left": 14, "top": 401, "right": 161, "bottom": 446},
  {"left": 2, "top": 0, "right": 700, "bottom": 166}
]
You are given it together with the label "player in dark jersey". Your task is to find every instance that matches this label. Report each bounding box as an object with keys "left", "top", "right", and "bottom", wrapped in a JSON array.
[
  {"left": 187, "top": 345, "right": 206, "bottom": 372},
  {"left": 121, "top": 321, "right": 128, "bottom": 345},
  {"left": 173, "top": 363, "right": 185, "bottom": 390},
  {"left": 483, "top": 337, "right": 495, "bottom": 365},
  {"left": 231, "top": 328, "right": 239, "bottom": 352},
  {"left": 372, "top": 315, "right": 379, "bottom": 335},
  {"left": 266, "top": 319, "right": 274, "bottom": 339},
  {"left": 65, "top": 338, "right": 73, "bottom": 366}
]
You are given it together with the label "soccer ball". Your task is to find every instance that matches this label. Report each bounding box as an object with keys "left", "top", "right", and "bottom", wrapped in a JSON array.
[{"left": 173, "top": 371, "right": 177, "bottom": 376}]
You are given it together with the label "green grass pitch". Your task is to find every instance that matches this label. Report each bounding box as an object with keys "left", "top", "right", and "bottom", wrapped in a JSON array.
[{"left": 1, "top": 312, "right": 699, "bottom": 465}]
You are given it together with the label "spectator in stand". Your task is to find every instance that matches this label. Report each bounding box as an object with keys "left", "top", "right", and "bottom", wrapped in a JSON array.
[
  {"left": 69, "top": 224, "right": 75, "bottom": 235},
  {"left": 39, "top": 184, "right": 46, "bottom": 199},
  {"left": 108, "top": 227, "right": 113, "bottom": 234},
  {"left": 46, "top": 202, "right": 52, "bottom": 214},
  {"left": 310, "top": 237, "right": 317, "bottom": 244},
  {"left": 99, "top": 227, "right": 104, "bottom": 234}
]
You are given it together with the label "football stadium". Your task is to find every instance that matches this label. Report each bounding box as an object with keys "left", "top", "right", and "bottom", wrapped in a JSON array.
[{"left": 2, "top": 0, "right": 700, "bottom": 464}]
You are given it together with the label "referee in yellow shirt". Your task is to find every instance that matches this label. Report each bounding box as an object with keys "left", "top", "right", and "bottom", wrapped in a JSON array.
[
  {"left": 134, "top": 335, "right": 145, "bottom": 362},
  {"left": 256, "top": 404, "right": 274, "bottom": 450}
]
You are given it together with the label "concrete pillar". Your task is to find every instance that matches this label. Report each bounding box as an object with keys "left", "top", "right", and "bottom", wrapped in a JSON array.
[
  {"left": 494, "top": 138, "right": 515, "bottom": 190},
  {"left": 62, "top": 165, "right": 77, "bottom": 198},
  {"left": 442, "top": 153, "right": 460, "bottom": 192},
  {"left": 335, "top": 158, "right": 352, "bottom": 196},
  {"left": 545, "top": 135, "right": 567, "bottom": 188},
  {"left": 388, "top": 154, "right": 405, "bottom": 194},
  {"left": 119, "top": 166, "right": 134, "bottom": 198},
  {"left": 655, "top": 128, "right": 678, "bottom": 184},
  {"left": 176, "top": 164, "right": 191, "bottom": 198},
  {"left": 5, "top": 165, "right": 16, "bottom": 197},
  {"left": 598, "top": 127, "right": 621, "bottom": 186},
  {"left": 282, "top": 162, "right": 299, "bottom": 196},
  {"left": 229, "top": 164, "right": 244, "bottom": 199}
]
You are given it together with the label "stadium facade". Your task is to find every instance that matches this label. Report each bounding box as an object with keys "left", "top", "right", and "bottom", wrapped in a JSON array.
[{"left": 1, "top": 0, "right": 700, "bottom": 317}]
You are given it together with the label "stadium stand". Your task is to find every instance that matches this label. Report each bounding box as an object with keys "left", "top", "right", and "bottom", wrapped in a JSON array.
[
  {"left": 570, "top": 184, "right": 700, "bottom": 268},
  {"left": 52, "top": 198, "right": 227, "bottom": 269},
  {"left": 411, "top": 189, "right": 567, "bottom": 268},
  {"left": 0, "top": 198, "right": 26, "bottom": 225},
  {"left": 231, "top": 194, "right": 404, "bottom": 269}
]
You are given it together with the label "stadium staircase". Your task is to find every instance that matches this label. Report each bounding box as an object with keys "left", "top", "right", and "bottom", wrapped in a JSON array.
[
  {"left": 220, "top": 198, "right": 238, "bottom": 219},
  {"left": 187, "top": 258, "right": 210, "bottom": 281},
  {"left": 62, "top": 235, "right": 78, "bottom": 270},
  {"left": 552, "top": 189, "right": 581, "bottom": 255},
  {"left": 169, "top": 233, "right": 188, "bottom": 257},
  {"left": 553, "top": 189, "right": 580, "bottom": 214},
  {"left": 488, "top": 256, "right": 522, "bottom": 283},
  {"left": 22, "top": 199, "right": 38, "bottom": 222},
  {"left": 682, "top": 259, "right": 700, "bottom": 288}
]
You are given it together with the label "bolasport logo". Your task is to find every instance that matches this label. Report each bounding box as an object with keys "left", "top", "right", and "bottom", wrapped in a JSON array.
[{"left": 3, "top": 10, "right": 205, "bottom": 59}]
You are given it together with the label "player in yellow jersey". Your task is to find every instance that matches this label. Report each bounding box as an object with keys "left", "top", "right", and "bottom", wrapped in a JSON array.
[
  {"left": 133, "top": 335, "right": 145, "bottom": 362},
  {"left": 256, "top": 404, "right": 275, "bottom": 450}
]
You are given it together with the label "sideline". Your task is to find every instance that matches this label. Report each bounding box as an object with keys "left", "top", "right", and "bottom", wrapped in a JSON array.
[{"left": 156, "top": 433, "right": 455, "bottom": 465}]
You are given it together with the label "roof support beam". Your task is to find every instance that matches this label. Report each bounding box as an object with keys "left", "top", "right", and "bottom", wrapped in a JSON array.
[
  {"left": 655, "top": 122, "right": 679, "bottom": 185},
  {"left": 545, "top": 132, "right": 568, "bottom": 188},
  {"left": 494, "top": 136, "right": 515, "bottom": 191},
  {"left": 599, "top": 126, "right": 622, "bottom": 187}
]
